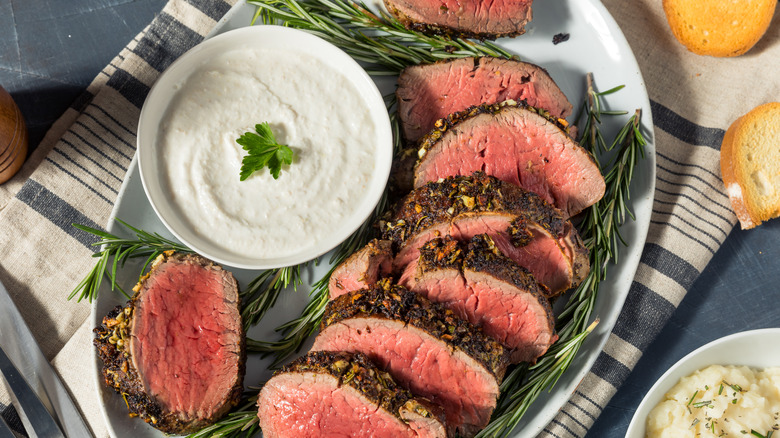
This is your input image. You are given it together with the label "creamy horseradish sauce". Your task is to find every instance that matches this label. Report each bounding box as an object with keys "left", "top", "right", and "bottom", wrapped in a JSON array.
[{"left": 157, "top": 47, "right": 376, "bottom": 259}]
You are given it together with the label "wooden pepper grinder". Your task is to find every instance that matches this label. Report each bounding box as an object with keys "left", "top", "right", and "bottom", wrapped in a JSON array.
[{"left": 0, "top": 84, "right": 28, "bottom": 184}]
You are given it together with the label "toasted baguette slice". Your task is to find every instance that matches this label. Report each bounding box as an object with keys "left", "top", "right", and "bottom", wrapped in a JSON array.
[
  {"left": 663, "top": 0, "right": 776, "bottom": 57},
  {"left": 721, "top": 102, "right": 780, "bottom": 229}
]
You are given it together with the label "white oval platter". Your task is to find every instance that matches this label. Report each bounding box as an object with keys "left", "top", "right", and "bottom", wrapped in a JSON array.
[{"left": 91, "top": 0, "right": 657, "bottom": 436}]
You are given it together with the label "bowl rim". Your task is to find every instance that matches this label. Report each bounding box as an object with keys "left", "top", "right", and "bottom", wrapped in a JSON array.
[
  {"left": 136, "top": 25, "right": 392, "bottom": 269},
  {"left": 625, "top": 327, "right": 780, "bottom": 437}
]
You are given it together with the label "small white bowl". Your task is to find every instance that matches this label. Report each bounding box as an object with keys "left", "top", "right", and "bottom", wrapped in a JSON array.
[
  {"left": 626, "top": 328, "right": 780, "bottom": 437},
  {"left": 137, "top": 26, "right": 392, "bottom": 269}
]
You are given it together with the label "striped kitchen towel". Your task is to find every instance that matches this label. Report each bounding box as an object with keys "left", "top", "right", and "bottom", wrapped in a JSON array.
[{"left": 0, "top": 0, "right": 776, "bottom": 436}]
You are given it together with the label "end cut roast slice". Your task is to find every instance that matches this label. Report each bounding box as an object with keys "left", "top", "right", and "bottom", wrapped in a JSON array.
[
  {"left": 94, "top": 252, "right": 245, "bottom": 434},
  {"left": 329, "top": 238, "right": 393, "bottom": 299},
  {"left": 257, "top": 351, "right": 447, "bottom": 438},
  {"left": 312, "top": 282, "right": 509, "bottom": 437},
  {"left": 383, "top": 172, "right": 589, "bottom": 296},
  {"left": 384, "top": 0, "right": 533, "bottom": 40},
  {"left": 403, "top": 235, "right": 557, "bottom": 363},
  {"left": 398, "top": 57, "right": 572, "bottom": 143},
  {"left": 414, "top": 100, "right": 605, "bottom": 218}
]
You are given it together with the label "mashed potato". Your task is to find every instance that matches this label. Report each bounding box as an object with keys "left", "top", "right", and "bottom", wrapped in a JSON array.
[{"left": 647, "top": 365, "right": 780, "bottom": 437}]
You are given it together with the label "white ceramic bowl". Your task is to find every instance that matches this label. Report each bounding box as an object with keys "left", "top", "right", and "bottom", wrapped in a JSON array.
[
  {"left": 626, "top": 328, "right": 780, "bottom": 437},
  {"left": 137, "top": 25, "right": 392, "bottom": 269}
]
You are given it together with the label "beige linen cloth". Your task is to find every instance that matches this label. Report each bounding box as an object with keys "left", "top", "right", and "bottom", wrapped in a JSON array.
[{"left": 0, "top": 0, "right": 778, "bottom": 436}]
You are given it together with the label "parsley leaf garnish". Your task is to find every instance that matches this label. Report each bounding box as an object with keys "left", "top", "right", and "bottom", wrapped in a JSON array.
[{"left": 236, "top": 122, "right": 294, "bottom": 180}]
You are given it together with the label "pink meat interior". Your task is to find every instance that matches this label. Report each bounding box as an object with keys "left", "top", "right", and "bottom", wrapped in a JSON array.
[
  {"left": 401, "top": 57, "right": 565, "bottom": 142},
  {"left": 395, "top": 214, "right": 571, "bottom": 293},
  {"left": 329, "top": 244, "right": 393, "bottom": 300},
  {"left": 489, "top": 226, "right": 571, "bottom": 294},
  {"left": 329, "top": 272, "right": 373, "bottom": 300},
  {"left": 257, "top": 373, "right": 422, "bottom": 438},
  {"left": 390, "top": 0, "right": 532, "bottom": 44},
  {"left": 131, "top": 262, "right": 241, "bottom": 420},
  {"left": 404, "top": 269, "right": 556, "bottom": 363},
  {"left": 416, "top": 111, "right": 603, "bottom": 217},
  {"left": 312, "top": 318, "right": 498, "bottom": 434}
]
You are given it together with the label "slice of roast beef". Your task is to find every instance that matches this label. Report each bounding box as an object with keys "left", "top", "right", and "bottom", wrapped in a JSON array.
[
  {"left": 382, "top": 172, "right": 589, "bottom": 296},
  {"left": 414, "top": 100, "right": 605, "bottom": 218},
  {"left": 397, "top": 57, "right": 572, "bottom": 143},
  {"left": 312, "top": 282, "right": 509, "bottom": 437},
  {"left": 329, "top": 238, "right": 393, "bottom": 299},
  {"left": 384, "top": 0, "right": 533, "bottom": 40},
  {"left": 402, "top": 235, "right": 557, "bottom": 363},
  {"left": 94, "top": 252, "right": 245, "bottom": 434},
  {"left": 257, "top": 351, "right": 447, "bottom": 438}
]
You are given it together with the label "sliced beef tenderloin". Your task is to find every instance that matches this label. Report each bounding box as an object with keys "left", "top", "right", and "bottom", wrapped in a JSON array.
[
  {"left": 312, "top": 282, "right": 509, "bottom": 437},
  {"left": 384, "top": 0, "right": 533, "bottom": 40},
  {"left": 257, "top": 351, "right": 447, "bottom": 438},
  {"left": 397, "top": 57, "right": 572, "bottom": 143},
  {"left": 382, "top": 172, "right": 589, "bottom": 296},
  {"left": 329, "top": 238, "right": 393, "bottom": 299},
  {"left": 94, "top": 252, "right": 245, "bottom": 434},
  {"left": 403, "top": 235, "right": 556, "bottom": 363},
  {"left": 414, "top": 100, "right": 605, "bottom": 218}
]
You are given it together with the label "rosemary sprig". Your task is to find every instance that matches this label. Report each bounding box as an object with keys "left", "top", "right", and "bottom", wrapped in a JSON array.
[
  {"left": 185, "top": 393, "right": 261, "bottom": 438},
  {"left": 249, "top": 0, "right": 513, "bottom": 75},
  {"left": 245, "top": 263, "right": 332, "bottom": 368},
  {"left": 69, "top": 219, "right": 192, "bottom": 302},
  {"left": 241, "top": 265, "right": 305, "bottom": 331},
  {"left": 575, "top": 73, "right": 627, "bottom": 157},
  {"left": 476, "top": 75, "right": 646, "bottom": 437}
]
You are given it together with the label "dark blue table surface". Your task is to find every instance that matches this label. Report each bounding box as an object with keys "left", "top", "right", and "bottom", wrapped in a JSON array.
[{"left": 2, "top": 1, "right": 779, "bottom": 437}]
